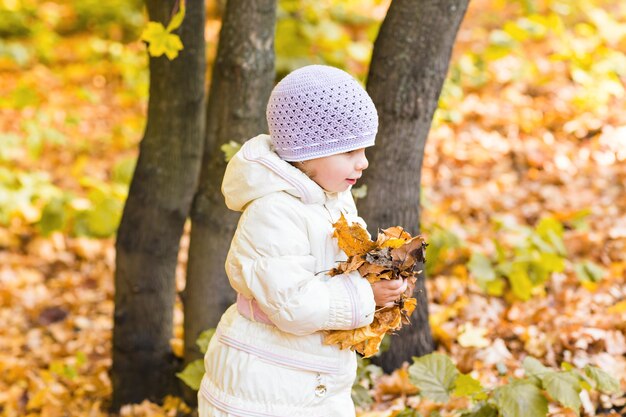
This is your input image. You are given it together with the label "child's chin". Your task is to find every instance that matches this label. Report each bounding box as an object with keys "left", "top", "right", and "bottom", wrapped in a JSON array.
[{"left": 323, "top": 185, "right": 348, "bottom": 193}]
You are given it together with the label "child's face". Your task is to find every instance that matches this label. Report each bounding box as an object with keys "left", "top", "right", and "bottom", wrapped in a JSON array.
[{"left": 299, "top": 148, "right": 369, "bottom": 193}]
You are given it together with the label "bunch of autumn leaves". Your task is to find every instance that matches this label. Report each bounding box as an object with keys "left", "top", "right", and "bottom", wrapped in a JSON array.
[{"left": 324, "top": 214, "right": 427, "bottom": 358}]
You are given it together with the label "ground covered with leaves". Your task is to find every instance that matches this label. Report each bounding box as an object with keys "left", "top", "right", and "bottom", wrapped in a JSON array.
[{"left": 0, "top": 0, "right": 625, "bottom": 416}]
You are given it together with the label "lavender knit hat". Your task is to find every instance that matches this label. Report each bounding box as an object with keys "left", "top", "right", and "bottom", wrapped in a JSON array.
[{"left": 266, "top": 65, "right": 378, "bottom": 161}]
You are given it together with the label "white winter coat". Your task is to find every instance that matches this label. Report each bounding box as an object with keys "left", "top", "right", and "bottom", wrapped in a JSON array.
[{"left": 198, "top": 134, "right": 376, "bottom": 417}]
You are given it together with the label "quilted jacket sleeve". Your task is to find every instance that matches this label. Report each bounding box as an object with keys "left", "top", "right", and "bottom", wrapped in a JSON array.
[{"left": 225, "top": 196, "right": 376, "bottom": 336}]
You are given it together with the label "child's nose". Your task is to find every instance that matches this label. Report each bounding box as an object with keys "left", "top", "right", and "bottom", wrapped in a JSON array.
[{"left": 356, "top": 155, "right": 368, "bottom": 171}]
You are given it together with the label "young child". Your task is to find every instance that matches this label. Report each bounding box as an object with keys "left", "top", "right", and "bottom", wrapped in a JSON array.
[{"left": 198, "top": 65, "right": 407, "bottom": 417}]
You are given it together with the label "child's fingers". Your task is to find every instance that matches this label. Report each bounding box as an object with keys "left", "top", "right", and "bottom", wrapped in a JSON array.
[
  {"left": 371, "top": 279, "right": 410, "bottom": 306},
  {"left": 384, "top": 279, "right": 404, "bottom": 290}
]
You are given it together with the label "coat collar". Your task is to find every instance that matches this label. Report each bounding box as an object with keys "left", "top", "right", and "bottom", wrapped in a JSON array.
[{"left": 223, "top": 134, "right": 355, "bottom": 212}]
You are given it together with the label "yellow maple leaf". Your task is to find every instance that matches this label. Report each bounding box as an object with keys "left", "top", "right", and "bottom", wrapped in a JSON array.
[
  {"left": 401, "top": 297, "right": 417, "bottom": 319},
  {"left": 381, "top": 237, "right": 406, "bottom": 248},
  {"left": 332, "top": 213, "right": 376, "bottom": 257},
  {"left": 324, "top": 325, "right": 378, "bottom": 349},
  {"left": 355, "top": 333, "right": 385, "bottom": 358},
  {"left": 380, "top": 226, "right": 412, "bottom": 241}
]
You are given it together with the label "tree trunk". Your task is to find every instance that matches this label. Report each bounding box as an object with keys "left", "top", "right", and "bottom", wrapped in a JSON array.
[
  {"left": 111, "top": 0, "right": 206, "bottom": 409},
  {"left": 183, "top": 0, "right": 277, "bottom": 398},
  {"left": 362, "top": 0, "right": 469, "bottom": 372}
]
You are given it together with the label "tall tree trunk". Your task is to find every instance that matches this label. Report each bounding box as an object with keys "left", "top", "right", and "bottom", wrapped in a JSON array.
[
  {"left": 182, "top": 0, "right": 277, "bottom": 397},
  {"left": 111, "top": 0, "right": 206, "bottom": 409},
  {"left": 362, "top": 0, "right": 469, "bottom": 372}
]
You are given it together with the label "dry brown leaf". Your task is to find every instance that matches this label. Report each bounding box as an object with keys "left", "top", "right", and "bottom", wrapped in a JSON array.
[
  {"left": 366, "top": 273, "right": 382, "bottom": 284},
  {"left": 359, "top": 262, "right": 390, "bottom": 276},
  {"left": 375, "top": 368, "right": 419, "bottom": 397},
  {"left": 390, "top": 236, "right": 426, "bottom": 271}
]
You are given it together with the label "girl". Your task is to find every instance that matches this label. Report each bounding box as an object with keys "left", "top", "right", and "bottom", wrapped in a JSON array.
[{"left": 198, "top": 65, "right": 407, "bottom": 417}]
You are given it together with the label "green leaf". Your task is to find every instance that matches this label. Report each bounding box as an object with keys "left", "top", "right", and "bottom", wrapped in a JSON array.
[
  {"left": 539, "top": 252, "right": 565, "bottom": 273},
  {"left": 461, "top": 404, "right": 499, "bottom": 417},
  {"left": 528, "top": 261, "right": 549, "bottom": 285},
  {"left": 486, "top": 278, "right": 505, "bottom": 296},
  {"left": 176, "top": 359, "right": 204, "bottom": 390},
  {"left": 141, "top": 22, "right": 183, "bottom": 60},
  {"left": 584, "top": 365, "right": 621, "bottom": 394},
  {"left": 221, "top": 140, "right": 241, "bottom": 162},
  {"left": 468, "top": 252, "right": 496, "bottom": 287},
  {"left": 543, "top": 371, "right": 581, "bottom": 415},
  {"left": 494, "top": 239, "right": 507, "bottom": 263},
  {"left": 496, "top": 362, "right": 508, "bottom": 376},
  {"left": 7, "top": 84, "right": 40, "bottom": 109},
  {"left": 523, "top": 357, "right": 550, "bottom": 376},
  {"left": 504, "top": 20, "right": 530, "bottom": 42},
  {"left": 536, "top": 216, "right": 563, "bottom": 239},
  {"left": 536, "top": 217, "right": 566, "bottom": 255},
  {"left": 580, "top": 379, "right": 593, "bottom": 392},
  {"left": 545, "top": 229, "right": 567, "bottom": 255},
  {"left": 166, "top": 0, "right": 186, "bottom": 32},
  {"left": 396, "top": 408, "right": 424, "bottom": 417},
  {"left": 508, "top": 263, "right": 533, "bottom": 301},
  {"left": 494, "top": 380, "right": 548, "bottom": 417},
  {"left": 75, "top": 351, "right": 87, "bottom": 367},
  {"left": 38, "top": 196, "right": 67, "bottom": 235},
  {"left": 112, "top": 156, "right": 136, "bottom": 185},
  {"left": 86, "top": 195, "right": 123, "bottom": 237},
  {"left": 0, "top": 133, "right": 21, "bottom": 161},
  {"left": 196, "top": 328, "right": 216, "bottom": 354},
  {"left": 162, "top": 33, "right": 183, "bottom": 60},
  {"left": 408, "top": 353, "right": 459, "bottom": 403},
  {"left": 453, "top": 373, "right": 485, "bottom": 399},
  {"left": 530, "top": 234, "right": 555, "bottom": 254},
  {"left": 141, "top": 21, "right": 166, "bottom": 43},
  {"left": 574, "top": 261, "right": 606, "bottom": 283},
  {"left": 351, "top": 384, "right": 373, "bottom": 407}
]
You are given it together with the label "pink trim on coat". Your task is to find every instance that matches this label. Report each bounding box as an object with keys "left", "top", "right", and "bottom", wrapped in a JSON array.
[
  {"left": 341, "top": 275, "right": 359, "bottom": 329},
  {"left": 242, "top": 143, "right": 318, "bottom": 204},
  {"left": 218, "top": 332, "right": 340, "bottom": 374},
  {"left": 237, "top": 293, "right": 275, "bottom": 326}
]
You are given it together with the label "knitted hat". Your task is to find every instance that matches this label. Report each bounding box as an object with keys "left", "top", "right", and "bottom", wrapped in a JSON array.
[{"left": 266, "top": 65, "right": 378, "bottom": 161}]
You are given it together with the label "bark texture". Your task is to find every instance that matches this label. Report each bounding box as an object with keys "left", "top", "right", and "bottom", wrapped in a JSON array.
[
  {"left": 111, "top": 0, "right": 206, "bottom": 409},
  {"left": 183, "top": 0, "right": 277, "bottom": 383},
  {"left": 363, "top": 0, "right": 469, "bottom": 372}
]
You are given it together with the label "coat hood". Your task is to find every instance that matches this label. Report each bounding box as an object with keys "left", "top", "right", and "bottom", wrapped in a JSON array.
[{"left": 222, "top": 135, "right": 328, "bottom": 211}]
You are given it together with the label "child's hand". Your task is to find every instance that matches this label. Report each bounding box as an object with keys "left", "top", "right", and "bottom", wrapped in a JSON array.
[{"left": 371, "top": 279, "right": 408, "bottom": 307}]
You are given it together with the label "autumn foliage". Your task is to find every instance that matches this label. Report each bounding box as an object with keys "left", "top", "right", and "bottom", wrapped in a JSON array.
[{"left": 323, "top": 214, "right": 426, "bottom": 357}]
